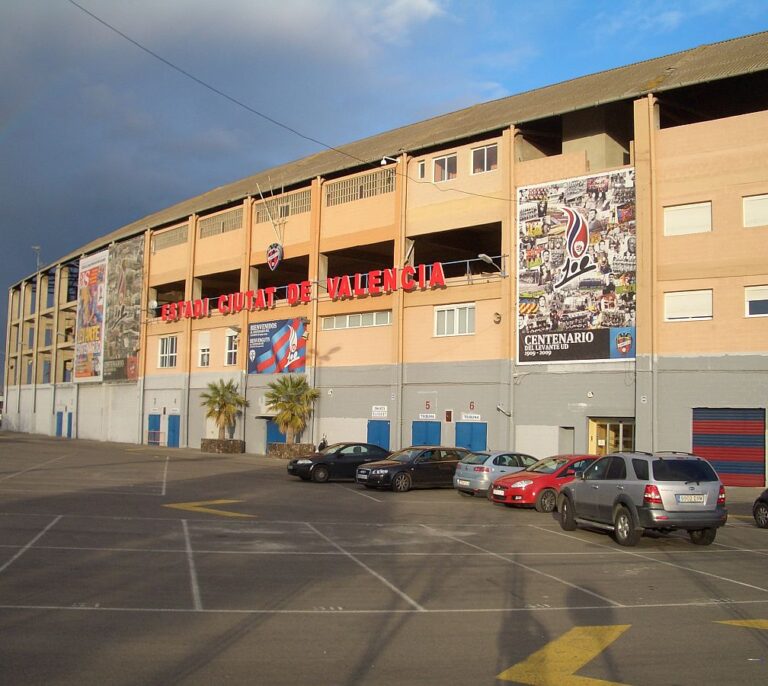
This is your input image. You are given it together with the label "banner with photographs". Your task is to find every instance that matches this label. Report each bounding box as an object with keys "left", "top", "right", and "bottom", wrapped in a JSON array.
[
  {"left": 104, "top": 236, "right": 145, "bottom": 382},
  {"left": 75, "top": 250, "right": 109, "bottom": 382},
  {"left": 517, "top": 169, "right": 636, "bottom": 364},
  {"left": 248, "top": 318, "right": 307, "bottom": 374}
]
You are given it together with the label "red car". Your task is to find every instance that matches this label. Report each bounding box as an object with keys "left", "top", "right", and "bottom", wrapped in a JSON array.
[{"left": 489, "top": 454, "right": 597, "bottom": 512}]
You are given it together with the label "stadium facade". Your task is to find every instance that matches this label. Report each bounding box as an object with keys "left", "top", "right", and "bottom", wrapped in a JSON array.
[{"left": 5, "top": 32, "right": 768, "bottom": 486}]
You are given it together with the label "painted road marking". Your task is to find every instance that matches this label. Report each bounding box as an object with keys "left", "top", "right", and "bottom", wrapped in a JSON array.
[
  {"left": 496, "top": 625, "right": 631, "bottom": 685},
  {"left": 719, "top": 619, "right": 768, "bottom": 629},
  {"left": 164, "top": 500, "right": 254, "bottom": 518}
]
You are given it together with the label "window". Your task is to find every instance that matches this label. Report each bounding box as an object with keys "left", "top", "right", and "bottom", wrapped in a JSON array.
[
  {"left": 433, "top": 154, "right": 457, "bottom": 182},
  {"left": 664, "top": 290, "right": 713, "bottom": 321},
  {"left": 435, "top": 303, "right": 475, "bottom": 337},
  {"left": 744, "top": 194, "right": 768, "bottom": 228},
  {"left": 745, "top": 286, "right": 768, "bottom": 317},
  {"left": 321, "top": 310, "right": 391, "bottom": 330},
  {"left": 417, "top": 161, "right": 426, "bottom": 179},
  {"left": 471, "top": 144, "right": 498, "bottom": 174},
  {"left": 225, "top": 331, "right": 238, "bottom": 366},
  {"left": 632, "top": 459, "right": 649, "bottom": 481},
  {"left": 663, "top": 202, "right": 711, "bottom": 236},
  {"left": 198, "top": 331, "right": 210, "bottom": 367},
  {"left": 159, "top": 335, "right": 178, "bottom": 368}
]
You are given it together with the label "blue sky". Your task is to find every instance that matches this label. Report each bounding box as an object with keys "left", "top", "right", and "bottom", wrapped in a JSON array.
[{"left": 1, "top": 0, "right": 767, "bottom": 385}]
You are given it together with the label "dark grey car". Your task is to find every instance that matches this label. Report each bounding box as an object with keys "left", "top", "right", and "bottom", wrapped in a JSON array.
[{"left": 558, "top": 451, "right": 727, "bottom": 546}]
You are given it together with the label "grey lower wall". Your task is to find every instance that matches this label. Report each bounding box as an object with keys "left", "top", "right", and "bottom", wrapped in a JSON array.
[{"left": 4, "top": 354, "right": 767, "bottom": 483}]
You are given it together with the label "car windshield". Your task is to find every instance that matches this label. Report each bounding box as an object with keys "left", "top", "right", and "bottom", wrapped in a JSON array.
[
  {"left": 652, "top": 459, "right": 718, "bottom": 482},
  {"left": 462, "top": 452, "right": 491, "bottom": 465},
  {"left": 529, "top": 457, "right": 569, "bottom": 474},
  {"left": 389, "top": 448, "right": 428, "bottom": 463},
  {"left": 319, "top": 443, "right": 344, "bottom": 455}
]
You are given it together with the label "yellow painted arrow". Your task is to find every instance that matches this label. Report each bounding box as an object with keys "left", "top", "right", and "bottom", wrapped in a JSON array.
[
  {"left": 719, "top": 620, "right": 768, "bottom": 629},
  {"left": 164, "top": 499, "right": 254, "bottom": 518},
  {"left": 497, "top": 625, "right": 632, "bottom": 685}
]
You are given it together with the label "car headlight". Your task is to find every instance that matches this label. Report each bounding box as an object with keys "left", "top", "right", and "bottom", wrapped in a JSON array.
[
  {"left": 372, "top": 469, "right": 389, "bottom": 475},
  {"left": 510, "top": 480, "right": 533, "bottom": 488},
  {"left": 296, "top": 459, "right": 312, "bottom": 465}
]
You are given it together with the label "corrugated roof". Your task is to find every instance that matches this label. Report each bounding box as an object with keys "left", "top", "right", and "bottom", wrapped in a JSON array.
[{"left": 39, "top": 30, "right": 768, "bottom": 275}]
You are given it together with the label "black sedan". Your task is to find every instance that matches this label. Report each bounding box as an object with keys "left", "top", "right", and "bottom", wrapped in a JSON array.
[
  {"left": 754, "top": 489, "right": 768, "bottom": 528},
  {"left": 355, "top": 446, "right": 470, "bottom": 492},
  {"left": 287, "top": 443, "right": 391, "bottom": 483}
]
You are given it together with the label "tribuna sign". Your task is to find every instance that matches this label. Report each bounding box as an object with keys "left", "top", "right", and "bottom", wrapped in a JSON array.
[{"left": 160, "top": 262, "right": 446, "bottom": 322}]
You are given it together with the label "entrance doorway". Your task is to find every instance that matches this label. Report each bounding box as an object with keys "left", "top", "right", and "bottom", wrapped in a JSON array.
[{"left": 588, "top": 418, "right": 635, "bottom": 455}]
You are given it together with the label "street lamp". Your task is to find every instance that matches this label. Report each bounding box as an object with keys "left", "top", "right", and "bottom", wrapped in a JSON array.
[{"left": 477, "top": 253, "right": 506, "bottom": 277}]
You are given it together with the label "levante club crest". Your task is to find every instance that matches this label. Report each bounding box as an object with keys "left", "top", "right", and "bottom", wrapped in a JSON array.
[
  {"left": 267, "top": 243, "right": 283, "bottom": 271},
  {"left": 616, "top": 331, "right": 633, "bottom": 355}
]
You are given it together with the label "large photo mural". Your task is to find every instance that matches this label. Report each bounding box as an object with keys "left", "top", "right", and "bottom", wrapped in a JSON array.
[
  {"left": 104, "top": 236, "right": 145, "bottom": 382},
  {"left": 75, "top": 249, "right": 108, "bottom": 382},
  {"left": 517, "top": 169, "right": 636, "bottom": 364}
]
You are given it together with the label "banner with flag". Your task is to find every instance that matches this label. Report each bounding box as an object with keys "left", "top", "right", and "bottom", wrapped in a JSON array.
[{"left": 248, "top": 318, "right": 306, "bottom": 374}]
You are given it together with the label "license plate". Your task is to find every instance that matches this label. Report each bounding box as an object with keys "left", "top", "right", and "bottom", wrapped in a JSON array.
[
  {"left": 677, "top": 494, "right": 705, "bottom": 503},
  {"left": 457, "top": 479, "right": 470, "bottom": 486},
  {"left": 493, "top": 488, "right": 505, "bottom": 496},
  {"left": 357, "top": 473, "right": 368, "bottom": 480}
]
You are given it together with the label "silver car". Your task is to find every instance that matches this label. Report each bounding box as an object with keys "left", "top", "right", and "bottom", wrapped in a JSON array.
[
  {"left": 558, "top": 451, "right": 727, "bottom": 546},
  {"left": 453, "top": 450, "right": 538, "bottom": 496}
]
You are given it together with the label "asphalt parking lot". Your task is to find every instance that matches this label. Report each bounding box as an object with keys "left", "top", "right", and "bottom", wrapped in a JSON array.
[{"left": 1, "top": 431, "right": 768, "bottom": 685}]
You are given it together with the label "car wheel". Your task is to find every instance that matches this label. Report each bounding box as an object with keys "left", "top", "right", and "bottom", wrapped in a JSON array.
[
  {"left": 311, "top": 465, "right": 329, "bottom": 483},
  {"left": 614, "top": 506, "right": 641, "bottom": 547},
  {"left": 535, "top": 488, "right": 557, "bottom": 513},
  {"left": 391, "top": 472, "right": 411, "bottom": 493},
  {"left": 754, "top": 502, "right": 768, "bottom": 529},
  {"left": 559, "top": 495, "right": 577, "bottom": 531},
  {"left": 689, "top": 528, "right": 717, "bottom": 545}
]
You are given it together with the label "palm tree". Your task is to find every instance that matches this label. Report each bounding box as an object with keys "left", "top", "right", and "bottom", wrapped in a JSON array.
[
  {"left": 200, "top": 379, "right": 249, "bottom": 440},
  {"left": 264, "top": 374, "right": 320, "bottom": 444}
]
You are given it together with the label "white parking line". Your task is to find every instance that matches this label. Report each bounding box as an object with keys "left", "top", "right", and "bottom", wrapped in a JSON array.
[
  {"left": 0, "top": 515, "right": 62, "bottom": 574},
  {"left": 334, "top": 484, "right": 383, "bottom": 502},
  {"left": 531, "top": 525, "right": 768, "bottom": 594},
  {"left": 0, "top": 455, "right": 68, "bottom": 482},
  {"left": 182, "top": 520, "right": 203, "bottom": 610},
  {"left": 161, "top": 456, "right": 169, "bottom": 497},
  {"left": 420, "top": 524, "right": 624, "bottom": 608},
  {"left": 305, "top": 522, "right": 426, "bottom": 612}
]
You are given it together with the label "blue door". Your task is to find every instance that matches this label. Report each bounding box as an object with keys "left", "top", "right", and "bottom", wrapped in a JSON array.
[
  {"left": 167, "top": 414, "right": 180, "bottom": 448},
  {"left": 267, "top": 419, "right": 286, "bottom": 446},
  {"left": 148, "top": 414, "right": 161, "bottom": 445},
  {"left": 56, "top": 412, "right": 63, "bottom": 437},
  {"left": 367, "top": 420, "right": 390, "bottom": 450},
  {"left": 66, "top": 413, "right": 73, "bottom": 438},
  {"left": 412, "top": 421, "right": 441, "bottom": 446},
  {"left": 455, "top": 422, "right": 488, "bottom": 451}
]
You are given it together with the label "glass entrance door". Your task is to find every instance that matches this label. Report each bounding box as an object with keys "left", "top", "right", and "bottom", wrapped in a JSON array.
[{"left": 589, "top": 418, "right": 634, "bottom": 455}]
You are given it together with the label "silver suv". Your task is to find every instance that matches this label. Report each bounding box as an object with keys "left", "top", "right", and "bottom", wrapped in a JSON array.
[{"left": 558, "top": 451, "right": 727, "bottom": 546}]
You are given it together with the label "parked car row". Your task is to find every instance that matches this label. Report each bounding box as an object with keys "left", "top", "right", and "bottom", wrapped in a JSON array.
[{"left": 288, "top": 444, "right": 749, "bottom": 546}]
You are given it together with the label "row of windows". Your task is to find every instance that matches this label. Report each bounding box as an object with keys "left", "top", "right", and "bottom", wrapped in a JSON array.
[
  {"left": 664, "top": 286, "right": 768, "bottom": 321},
  {"left": 155, "top": 305, "right": 479, "bottom": 368},
  {"left": 663, "top": 194, "right": 768, "bottom": 236},
  {"left": 416, "top": 143, "right": 498, "bottom": 183}
]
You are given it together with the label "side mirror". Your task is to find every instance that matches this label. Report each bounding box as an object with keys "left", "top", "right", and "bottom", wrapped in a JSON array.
[{"left": 564, "top": 469, "right": 575, "bottom": 477}]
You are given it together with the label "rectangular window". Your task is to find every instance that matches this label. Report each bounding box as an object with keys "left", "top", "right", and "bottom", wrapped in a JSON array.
[
  {"left": 744, "top": 194, "right": 768, "bottom": 228},
  {"left": 664, "top": 290, "right": 713, "bottom": 321},
  {"left": 159, "top": 335, "right": 178, "bottom": 368},
  {"left": 663, "top": 202, "right": 711, "bottom": 236},
  {"left": 198, "top": 331, "right": 210, "bottom": 367},
  {"left": 225, "top": 331, "right": 238, "bottom": 366},
  {"left": 471, "top": 144, "right": 498, "bottom": 174},
  {"left": 434, "top": 154, "right": 457, "bottom": 182},
  {"left": 417, "top": 161, "right": 426, "bottom": 179},
  {"left": 26, "top": 360, "right": 33, "bottom": 385},
  {"left": 435, "top": 303, "right": 476, "bottom": 336},
  {"left": 745, "top": 286, "right": 768, "bottom": 317},
  {"left": 321, "top": 310, "right": 391, "bottom": 330}
]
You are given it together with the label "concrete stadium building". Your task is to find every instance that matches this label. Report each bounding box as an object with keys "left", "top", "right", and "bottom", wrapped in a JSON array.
[{"left": 5, "top": 32, "right": 768, "bottom": 486}]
